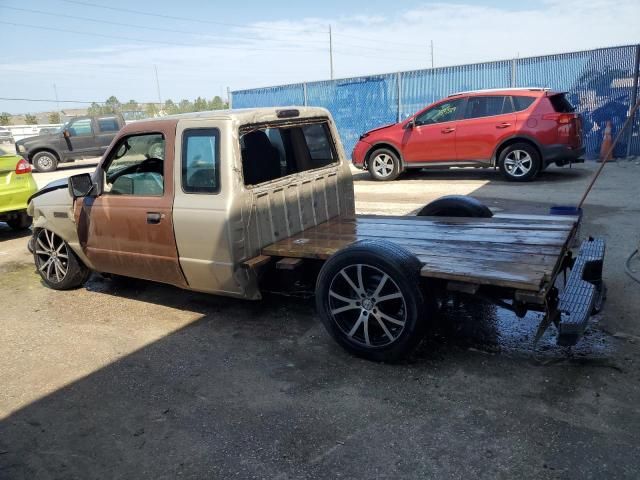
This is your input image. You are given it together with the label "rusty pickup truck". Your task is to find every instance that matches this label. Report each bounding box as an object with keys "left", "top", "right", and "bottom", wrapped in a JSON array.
[{"left": 27, "top": 107, "right": 605, "bottom": 361}]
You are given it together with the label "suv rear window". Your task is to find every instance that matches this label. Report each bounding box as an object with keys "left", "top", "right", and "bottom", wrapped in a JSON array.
[
  {"left": 241, "top": 121, "right": 337, "bottom": 186},
  {"left": 548, "top": 94, "right": 575, "bottom": 113},
  {"left": 512, "top": 96, "right": 536, "bottom": 111}
]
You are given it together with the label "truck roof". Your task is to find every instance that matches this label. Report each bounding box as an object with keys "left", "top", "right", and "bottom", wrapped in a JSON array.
[{"left": 130, "top": 106, "right": 331, "bottom": 128}]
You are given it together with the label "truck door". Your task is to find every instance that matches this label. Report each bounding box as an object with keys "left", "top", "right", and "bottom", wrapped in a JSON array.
[
  {"left": 171, "top": 119, "right": 241, "bottom": 296},
  {"left": 94, "top": 116, "right": 122, "bottom": 157},
  {"left": 74, "top": 121, "right": 187, "bottom": 286},
  {"left": 62, "top": 117, "right": 98, "bottom": 159}
]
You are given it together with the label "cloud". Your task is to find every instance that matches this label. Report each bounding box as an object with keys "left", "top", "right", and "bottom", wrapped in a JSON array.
[{"left": 1, "top": 0, "right": 638, "bottom": 113}]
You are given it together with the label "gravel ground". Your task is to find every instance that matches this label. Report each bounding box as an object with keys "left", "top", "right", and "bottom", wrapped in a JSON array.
[{"left": 1, "top": 161, "right": 639, "bottom": 479}]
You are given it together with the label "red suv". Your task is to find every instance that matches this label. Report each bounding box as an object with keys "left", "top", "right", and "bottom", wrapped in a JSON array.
[{"left": 352, "top": 88, "right": 584, "bottom": 181}]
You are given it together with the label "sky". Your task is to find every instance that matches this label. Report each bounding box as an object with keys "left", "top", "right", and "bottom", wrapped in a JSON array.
[{"left": 0, "top": 0, "right": 639, "bottom": 114}]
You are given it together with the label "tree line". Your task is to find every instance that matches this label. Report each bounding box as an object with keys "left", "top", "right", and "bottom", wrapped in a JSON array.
[
  {"left": 87, "top": 95, "right": 228, "bottom": 117},
  {"left": 0, "top": 95, "right": 228, "bottom": 126}
]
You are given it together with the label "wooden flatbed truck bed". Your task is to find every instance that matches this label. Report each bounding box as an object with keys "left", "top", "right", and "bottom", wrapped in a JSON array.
[
  {"left": 257, "top": 210, "right": 605, "bottom": 359},
  {"left": 262, "top": 213, "right": 577, "bottom": 292}
]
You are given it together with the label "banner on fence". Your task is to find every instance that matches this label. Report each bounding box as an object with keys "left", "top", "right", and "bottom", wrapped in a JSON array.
[{"left": 233, "top": 45, "right": 640, "bottom": 160}]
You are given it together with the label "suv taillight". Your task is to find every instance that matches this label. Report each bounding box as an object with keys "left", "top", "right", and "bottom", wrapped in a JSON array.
[
  {"left": 542, "top": 113, "right": 574, "bottom": 124},
  {"left": 15, "top": 158, "right": 32, "bottom": 174}
]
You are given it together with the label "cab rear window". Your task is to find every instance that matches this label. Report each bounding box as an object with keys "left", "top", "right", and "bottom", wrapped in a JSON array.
[{"left": 240, "top": 121, "right": 337, "bottom": 186}]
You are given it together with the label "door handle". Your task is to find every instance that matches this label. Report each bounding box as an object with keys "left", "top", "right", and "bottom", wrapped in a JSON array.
[
  {"left": 146, "top": 212, "right": 162, "bottom": 224},
  {"left": 496, "top": 123, "right": 512, "bottom": 128},
  {"left": 441, "top": 127, "right": 456, "bottom": 133}
]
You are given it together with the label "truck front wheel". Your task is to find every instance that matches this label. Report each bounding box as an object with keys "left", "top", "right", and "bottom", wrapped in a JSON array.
[
  {"left": 34, "top": 229, "right": 91, "bottom": 290},
  {"left": 32, "top": 151, "right": 59, "bottom": 172},
  {"left": 316, "top": 239, "right": 431, "bottom": 362}
]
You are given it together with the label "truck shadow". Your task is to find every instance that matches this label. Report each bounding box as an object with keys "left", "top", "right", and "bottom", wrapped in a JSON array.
[{"left": 0, "top": 274, "right": 622, "bottom": 479}]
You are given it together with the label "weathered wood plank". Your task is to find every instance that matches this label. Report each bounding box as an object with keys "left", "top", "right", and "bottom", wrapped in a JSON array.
[
  {"left": 312, "top": 221, "right": 571, "bottom": 242},
  {"left": 417, "top": 255, "right": 548, "bottom": 290},
  {"left": 243, "top": 255, "right": 271, "bottom": 269},
  {"left": 263, "top": 236, "right": 560, "bottom": 266},
  {"left": 342, "top": 215, "right": 577, "bottom": 231},
  {"left": 277, "top": 227, "right": 569, "bottom": 247},
  {"left": 276, "top": 257, "right": 304, "bottom": 270}
]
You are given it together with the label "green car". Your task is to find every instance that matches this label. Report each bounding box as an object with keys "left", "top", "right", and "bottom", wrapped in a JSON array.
[{"left": 0, "top": 144, "right": 38, "bottom": 230}]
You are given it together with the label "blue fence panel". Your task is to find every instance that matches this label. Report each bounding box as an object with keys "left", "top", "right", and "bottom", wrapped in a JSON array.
[
  {"left": 232, "top": 83, "right": 305, "bottom": 108},
  {"left": 306, "top": 74, "right": 398, "bottom": 154},
  {"left": 232, "top": 45, "right": 640, "bottom": 160},
  {"left": 516, "top": 46, "right": 638, "bottom": 158},
  {"left": 401, "top": 61, "right": 511, "bottom": 119}
]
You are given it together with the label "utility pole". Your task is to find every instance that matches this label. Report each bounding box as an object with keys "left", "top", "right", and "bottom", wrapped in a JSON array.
[
  {"left": 53, "top": 83, "right": 60, "bottom": 112},
  {"left": 430, "top": 40, "right": 434, "bottom": 68},
  {"left": 154, "top": 65, "right": 162, "bottom": 107},
  {"left": 329, "top": 25, "right": 334, "bottom": 80}
]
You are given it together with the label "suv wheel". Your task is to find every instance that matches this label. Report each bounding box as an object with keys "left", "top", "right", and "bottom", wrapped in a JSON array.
[
  {"left": 369, "top": 148, "right": 400, "bottom": 181},
  {"left": 498, "top": 143, "right": 540, "bottom": 182},
  {"left": 32, "top": 151, "right": 59, "bottom": 172}
]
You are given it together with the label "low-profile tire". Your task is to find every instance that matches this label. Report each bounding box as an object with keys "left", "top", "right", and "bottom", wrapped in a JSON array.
[
  {"left": 33, "top": 228, "right": 91, "bottom": 290},
  {"left": 32, "top": 151, "right": 59, "bottom": 172},
  {"left": 498, "top": 143, "right": 540, "bottom": 182},
  {"left": 7, "top": 212, "right": 32, "bottom": 230},
  {"left": 417, "top": 195, "right": 493, "bottom": 218},
  {"left": 368, "top": 148, "right": 401, "bottom": 181},
  {"left": 316, "top": 239, "right": 431, "bottom": 362}
]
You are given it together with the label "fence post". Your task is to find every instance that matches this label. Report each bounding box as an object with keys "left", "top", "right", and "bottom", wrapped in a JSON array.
[
  {"left": 626, "top": 44, "right": 640, "bottom": 158},
  {"left": 396, "top": 72, "right": 402, "bottom": 122},
  {"left": 511, "top": 58, "right": 517, "bottom": 87},
  {"left": 303, "top": 82, "right": 308, "bottom": 106}
]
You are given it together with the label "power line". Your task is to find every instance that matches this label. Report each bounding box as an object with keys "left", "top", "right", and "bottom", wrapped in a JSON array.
[
  {"left": 0, "top": 20, "right": 327, "bottom": 54},
  {"left": 1, "top": 6, "right": 328, "bottom": 48},
  {"left": 0, "top": 97, "right": 106, "bottom": 104},
  {"left": 58, "top": 0, "right": 326, "bottom": 34}
]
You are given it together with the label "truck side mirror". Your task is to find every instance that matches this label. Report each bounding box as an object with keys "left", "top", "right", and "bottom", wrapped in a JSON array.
[
  {"left": 63, "top": 129, "right": 70, "bottom": 139},
  {"left": 68, "top": 173, "right": 94, "bottom": 199}
]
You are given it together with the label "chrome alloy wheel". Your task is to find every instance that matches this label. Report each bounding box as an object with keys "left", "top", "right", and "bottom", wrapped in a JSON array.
[
  {"left": 327, "top": 263, "right": 407, "bottom": 347},
  {"left": 372, "top": 153, "right": 395, "bottom": 178},
  {"left": 34, "top": 229, "right": 69, "bottom": 284},
  {"left": 503, "top": 149, "right": 533, "bottom": 178}
]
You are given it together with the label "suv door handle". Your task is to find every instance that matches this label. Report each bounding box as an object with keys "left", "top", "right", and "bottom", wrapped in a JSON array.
[
  {"left": 147, "top": 212, "right": 162, "bottom": 224},
  {"left": 496, "top": 122, "right": 512, "bottom": 128},
  {"left": 441, "top": 127, "right": 456, "bottom": 133}
]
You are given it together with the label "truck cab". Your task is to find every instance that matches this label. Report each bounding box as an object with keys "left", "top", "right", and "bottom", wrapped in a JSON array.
[
  {"left": 16, "top": 114, "right": 125, "bottom": 172},
  {"left": 29, "top": 107, "right": 354, "bottom": 298}
]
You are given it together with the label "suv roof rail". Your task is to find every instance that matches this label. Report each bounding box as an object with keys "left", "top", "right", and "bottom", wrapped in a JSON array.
[{"left": 448, "top": 87, "right": 552, "bottom": 97}]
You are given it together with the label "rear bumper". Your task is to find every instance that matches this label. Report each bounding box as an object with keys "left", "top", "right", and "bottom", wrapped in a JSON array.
[{"left": 542, "top": 144, "right": 585, "bottom": 167}]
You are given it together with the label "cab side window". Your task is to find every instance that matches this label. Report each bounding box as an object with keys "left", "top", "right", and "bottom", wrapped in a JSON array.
[
  {"left": 104, "top": 133, "right": 165, "bottom": 196},
  {"left": 182, "top": 129, "right": 220, "bottom": 194},
  {"left": 415, "top": 99, "right": 463, "bottom": 126},
  {"left": 68, "top": 118, "right": 93, "bottom": 137},
  {"left": 97, "top": 117, "right": 120, "bottom": 133}
]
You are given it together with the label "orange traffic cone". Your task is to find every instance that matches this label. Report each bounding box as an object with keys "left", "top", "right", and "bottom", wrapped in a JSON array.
[{"left": 598, "top": 121, "right": 613, "bottom": 163}]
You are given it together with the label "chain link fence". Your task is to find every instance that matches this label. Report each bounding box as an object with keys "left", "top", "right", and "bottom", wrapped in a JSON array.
[{"left": 232, "top": 45, "right": 640, "bottom": 160}]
